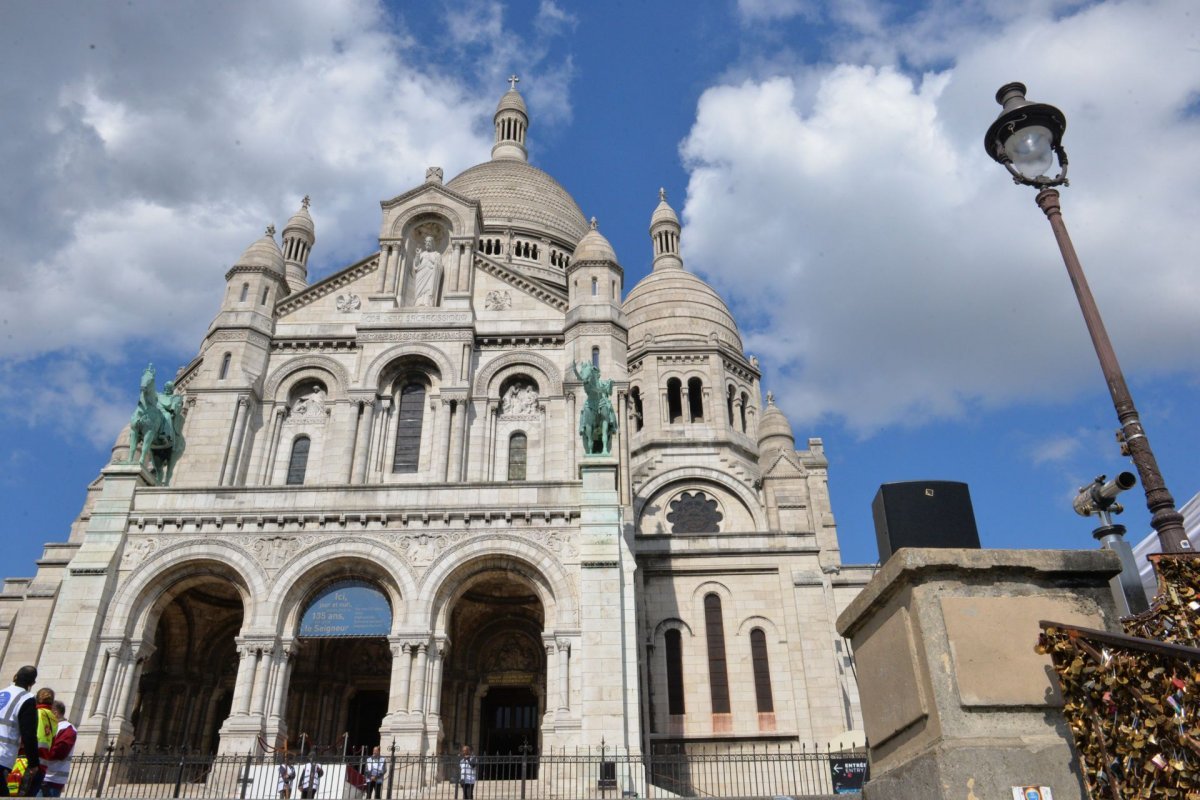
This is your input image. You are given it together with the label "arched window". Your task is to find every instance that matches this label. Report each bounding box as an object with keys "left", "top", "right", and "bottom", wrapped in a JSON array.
[
  {"left": 591, "top": 347, "right": 600, "bottom": 369},
  {"left": 726, "top": 385, "right": 735, "bottom": 425},
  {"left": 687, "top": 377, "right": 704, "bottom": 422},
  {"left": 631, "top": 387, "right": 644, "bottom": 432},
  {"left": 750, "top": 628, "right": 774, "bottom": 714},
  {"left": 392, "top": 382, "right": 426, "bottom": 473},
  {"left": 664, "top": 629, "right": 685, "bottom": 716},
  {"left": 286, "top": 436, "right": 310, "bottom": 486},
  {"left": 508, "top": 432, "right": 528, "bottom": 481},
  {"left": 261, "top": 287, "right": 270, "bottom": 305},
  {"left": 219, "top": 352, "right": 231, "bottom": 380},
  {"left": 667, "top": 378, "right": 683, "bottom": 423},
  {"left": 740, "top": 392, "right": 749, "bottom": 433},
  {"left": 704, "top": 594, "right": 730, "bottom": 714},
  {"left": 591, "top": 277, "right": 598, "bottom": 296},
  {"left": 239, "top": 282, "right": 249, "bottom": 302}
]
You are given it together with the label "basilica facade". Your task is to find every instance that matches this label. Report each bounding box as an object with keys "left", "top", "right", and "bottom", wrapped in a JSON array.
[{"left": 0, "top": 84, "right": 872, "bottom": 759}]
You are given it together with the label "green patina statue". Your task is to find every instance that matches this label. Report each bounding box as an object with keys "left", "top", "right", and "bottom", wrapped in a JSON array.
[
  {"left": 572, "top": 360, "right": 618, "bottom": 456},
  {"left": 127, "top": 363, "right": 186, "bottom": 486}
]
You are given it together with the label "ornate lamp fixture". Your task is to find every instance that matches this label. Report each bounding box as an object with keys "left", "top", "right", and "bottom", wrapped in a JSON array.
[{"left": 984, "top": 83, "right": 1190, "bottom": 554}]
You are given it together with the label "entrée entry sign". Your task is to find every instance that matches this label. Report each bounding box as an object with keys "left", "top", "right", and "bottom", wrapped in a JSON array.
[{"left": 298, "top": 580, "right": 392, "bottom": 638}]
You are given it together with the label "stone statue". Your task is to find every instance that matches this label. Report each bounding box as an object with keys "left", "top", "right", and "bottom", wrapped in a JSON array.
[
  {"left": 127, "top": 364, "right": 186, "bottom": 486},
  {"left": 412, "top": 235, "right": 443, "bottom": 307},
  {"left": 572, "top": 361, "right": 618, "bottom": 456}
]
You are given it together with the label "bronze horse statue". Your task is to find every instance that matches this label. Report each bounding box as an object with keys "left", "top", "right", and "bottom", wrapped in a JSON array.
[
  {"left": 573, "top": 361, "right": 618, "bottom": 456},
  {"left": 127, "top": 363, "right": 186, "bottom": 485}
]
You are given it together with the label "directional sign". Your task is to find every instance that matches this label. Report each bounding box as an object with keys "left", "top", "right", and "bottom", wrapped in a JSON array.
[{"left": 829, "top": 756, "right": 868, "bottom": 794}]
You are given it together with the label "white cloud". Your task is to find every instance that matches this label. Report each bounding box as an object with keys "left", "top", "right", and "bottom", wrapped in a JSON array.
[
  {"left": 1030, "top": 434, "right": 1082, "bottom": 466},
  {"left": 681, "top": 0, "right": 1200, "bottom": 435},
  {"left": 738, "top": 0, "right": 817, "bottom": 24},
  {"left": 1, "top": 1, "right": 499, "bottom": 366}
]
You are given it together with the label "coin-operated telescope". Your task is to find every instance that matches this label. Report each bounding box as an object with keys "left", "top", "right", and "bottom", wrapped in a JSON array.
[{"left": 1074, "top": 472, "right": 1147, "bottom": 615}]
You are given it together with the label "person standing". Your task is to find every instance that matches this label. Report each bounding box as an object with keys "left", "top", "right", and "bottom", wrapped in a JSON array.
[
  {"left": 24, "top": 688, "right": 56, "bottom": 797},
  {"left": 0, "top": 666, "right": 40, "bottom": 798},
  {"left": 458, "top": 746, "right": 477, "bottom": 800},
  {"left": 276, "top": 755, "right": 295, "bottom": 800},
  {"left": 40, "top": 701, "right": 75, "bottom": 798},
  {"left": 363, "top": 747, "right": 385, "bottom": 799},
  {"left": 297, "top": 759, "right": 323, "bottom": 799}
]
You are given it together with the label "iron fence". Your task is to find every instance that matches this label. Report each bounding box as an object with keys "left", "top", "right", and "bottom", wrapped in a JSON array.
[{"left": 49, "top": 743, "right": 864, "bottom": 799}]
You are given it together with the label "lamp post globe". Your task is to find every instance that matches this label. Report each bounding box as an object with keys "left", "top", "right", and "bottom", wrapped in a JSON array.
[
  {"left": 984, "top": 82, "right": 1068, "bottom": 186},
  {"left": 984, "top": 83, "right": 1190, "bottom": 554}
]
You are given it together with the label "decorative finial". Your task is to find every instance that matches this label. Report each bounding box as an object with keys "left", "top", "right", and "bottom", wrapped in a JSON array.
[
  {"left": 266, "top": 224, "right": 276, "bottom": 237},
  {"left": 659, "top": 187, "right": 666, "bottom": 202},
  {"left": 508, "top": 74, "right": 520, "bottom": 91},
  {"left": 590, "top": 217, "right": 598, "bottom": 230},
  {"left": 766, "top": 390, "right": 775, "bottom": 406},
  {"left": 301, "top": 195, "right": 311, "bottom": 210}
]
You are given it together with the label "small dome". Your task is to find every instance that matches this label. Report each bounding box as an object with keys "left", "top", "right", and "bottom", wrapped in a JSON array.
[
  {"left": 758, "top": 394, "right": 796, "bottom": 452},
  {"left": 650, "top": 189, "right": 680, "bottom": 228},
  {"left": 282, "top": 197, "right": 315, "bottom": 241},
  {"left": 574, "top": 220, "right": 617, "bottom": 262},
  {"left": 625, "top": 268, "right": 742, "bottom": 350},
  {"left": 496, "top": 88, "right": 528, "bottom": 116},
  {"left": 235, "top": 227, "right": 285, "bottom": 275},
  {"left": 448, "top": 160, "right": 589, "bottom": 244}
]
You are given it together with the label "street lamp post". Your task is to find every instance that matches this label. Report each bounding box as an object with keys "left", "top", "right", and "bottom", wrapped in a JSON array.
[{"left": 984, "top": 82, "right": 1191, "bottom": 554}]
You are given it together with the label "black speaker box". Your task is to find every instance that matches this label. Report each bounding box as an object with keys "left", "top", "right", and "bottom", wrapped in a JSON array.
[{"left": 871, "top": 481, "right": 980, "bottom": 563}]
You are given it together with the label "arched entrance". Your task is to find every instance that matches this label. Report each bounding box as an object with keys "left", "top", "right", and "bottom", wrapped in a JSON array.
[
  {"left": 440, "top": 571, "right": 546, "bottom": 770},
  {"left": 131, "top": 578, "right": 243, "bottom": 753},
  {"left": 287, "top": 579, "right": 392, "bottom": 752}
]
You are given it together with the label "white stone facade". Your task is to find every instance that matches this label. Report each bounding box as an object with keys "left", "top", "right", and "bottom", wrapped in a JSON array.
[{"left": 0, "top": 85, "right": 872, "bottom": 759}]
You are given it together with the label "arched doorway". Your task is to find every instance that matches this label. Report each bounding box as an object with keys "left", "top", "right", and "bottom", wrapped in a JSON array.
[
  {"left": 131, "top": 578, "right": 243, "bottom": 753},
  {"left": 287, "top": 579, "right": 392, "bottom": 752},
  {"left": 440, "top": 571, "right": 546, "bottom": 772}
]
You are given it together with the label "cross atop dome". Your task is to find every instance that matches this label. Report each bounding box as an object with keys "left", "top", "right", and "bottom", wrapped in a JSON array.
[
  {"left": 508, "top": 74, "right": 520, "bottom": 90},
  {"left": 301, "top": 195, "right": 311, "bottom": 209},
  {"left": 659, "top": 187, "right": 666, "bottom": 201},
  {"left": 590, "top": 217, "right": 598, "bottom": 230},
  {"left": 266, "top": 224, "right": 275, "bottom": 236}
]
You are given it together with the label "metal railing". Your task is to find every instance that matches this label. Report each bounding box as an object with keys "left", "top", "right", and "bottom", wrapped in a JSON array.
[{"left": 51, "top": 742, "right": 864, "bottom": 799}]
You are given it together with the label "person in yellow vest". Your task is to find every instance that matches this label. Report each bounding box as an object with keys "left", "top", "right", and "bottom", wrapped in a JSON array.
[{"left": 22, "top": 690, "right": 56, "bottom": 797}]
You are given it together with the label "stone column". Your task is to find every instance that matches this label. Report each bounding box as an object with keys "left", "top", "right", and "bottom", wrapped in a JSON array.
[
  {"left": 250, "top": 645, "right": 274, "bottom": 717},
  {"left": 221, "top": 396, "right": 251, "bottom": 485},
  {"left": 444, "top": 401, "right": 461, "bottom": 482},
  {"left": 268, "top": 644, "right": 296, "bottom": 725},
  {"left": 411, "top": 643, "right": 429, "bottom": 715},
  {"left": 351, "top": 398, "right": 377, "bottom": 483},
  {"left": 379, "top": 398, "right": 399, "bottom": 478},
  {"left": 836, "top": 548, "right": 1123, "bottom": 800},
  {"left": 112, "top": 642, "right": 153, "bottom": 724},
  {"left": 370, "top": 398, "right": 392, "bottom": 480},
  {"left": 556, "top": 638, "right": 570, "bottom": 711},
  {"left": 428, "top": 399, "right": 450, "bottom": 480},
  {"left": 544, "top": 640, "right": 558, "bottom": 716},
  {"left": 232, "top": 644, "right": 258, "bottom": 716},
  {"left": 260, "top": 407, "right": 288, "bottom": 485},
  {"left": 91, "top": 645, "right": 121, "bottom": 720},
  {"left": 386, "top": 639, "right": 413, "bottom": 715},
  {"left": 428, "top": 640, "right": 447, "bottom": 716},
  {"left": 392, "top": 239, "right": 407, "bottom": 298}
]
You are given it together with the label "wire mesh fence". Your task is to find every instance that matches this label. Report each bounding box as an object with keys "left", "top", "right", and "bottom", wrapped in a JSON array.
[{"left": 51, "top": 742, "right": 865, "bottom": 799}]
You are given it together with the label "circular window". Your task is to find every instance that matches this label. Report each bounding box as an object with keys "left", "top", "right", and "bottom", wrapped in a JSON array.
[{"left": 667, "top": 491, "right": 723, "bottom": 534}]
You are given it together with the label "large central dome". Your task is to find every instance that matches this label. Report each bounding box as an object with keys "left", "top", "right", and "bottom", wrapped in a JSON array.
[{"left": 447, "top": 160, "right": 589, "bottom": 245}]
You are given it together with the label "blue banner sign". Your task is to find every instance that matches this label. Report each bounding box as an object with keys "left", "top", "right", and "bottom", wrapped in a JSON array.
[{"left": 298, "top": 580, "right": 391, "bottom": 638}]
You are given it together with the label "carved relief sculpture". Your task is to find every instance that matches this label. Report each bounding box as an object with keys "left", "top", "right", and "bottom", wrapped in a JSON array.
[
  {"left": 485, "top": 290, "right": 512, "bottom": 311},
  {"left": 501, "top": 382, "right": 539, "bottom": 416}
]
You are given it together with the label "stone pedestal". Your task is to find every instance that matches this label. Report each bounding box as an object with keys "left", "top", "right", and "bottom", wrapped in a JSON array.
[
  {"left": 836, "top": 548, "right": 1122, "bottom": 800},
  {"left": 49, "top": 462, "right": 153, "bottom": 755},
  {"left": 578, "top": 458, "right": 641, "bottom": 757}
]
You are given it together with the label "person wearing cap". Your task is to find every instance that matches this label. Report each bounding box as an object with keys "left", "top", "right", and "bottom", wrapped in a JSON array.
[{"left": 0, "top": 666, "right": 40, "bottom": 797}]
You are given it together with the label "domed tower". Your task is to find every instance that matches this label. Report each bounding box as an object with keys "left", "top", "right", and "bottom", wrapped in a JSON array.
[
  {"left": 566, "top": 218, "right": 627, "bottom": 373},
  {"left": 757, "top": 392, "right": 796, "bottom": 459},
  {"left": 281, "top": 195, "right": 315, "bottom": 293},
  {"left": 180, "top": 225, "right": 289, "bottom": 486},
  {"left": 623, "top": 190, "right": 764, "bottom": 532},
  {"left": 492, "top": 75, "right": 529, "bottom": 162}
]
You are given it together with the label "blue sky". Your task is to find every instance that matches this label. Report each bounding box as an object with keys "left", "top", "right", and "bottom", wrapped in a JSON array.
[{"left": 1, "top": 0, "right": 1198, "bottom": 576}]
